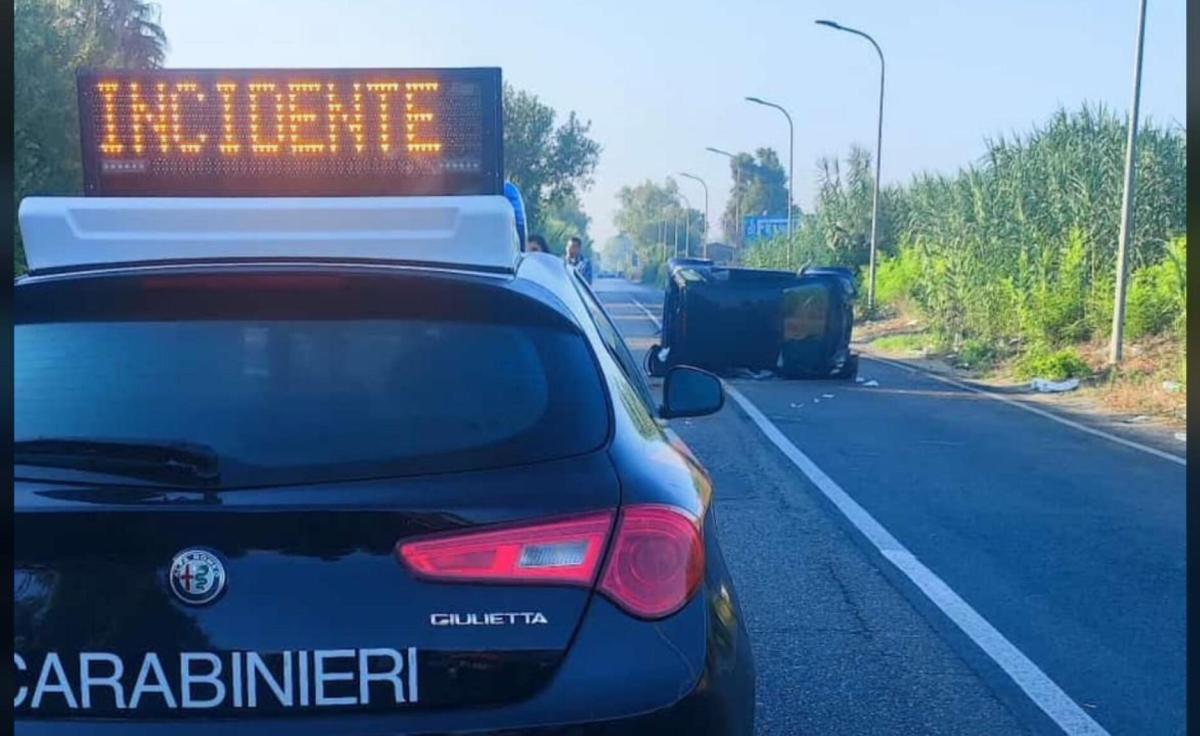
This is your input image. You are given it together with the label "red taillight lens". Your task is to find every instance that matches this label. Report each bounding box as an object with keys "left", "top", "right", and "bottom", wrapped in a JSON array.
[
  {"left": 599, "top": 505, "right": 704, "bottom": 620},
  {"left": 397, "top": 511, "right": 614, "bottom": 586}
]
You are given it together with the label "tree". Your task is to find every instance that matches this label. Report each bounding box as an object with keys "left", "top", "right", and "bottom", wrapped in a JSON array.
[
  {"left": 599, "top": 233, "right": 636, "bottom": 274},
  {"left": 14, "top": 0, "right": 168, "bottom": 271},
  {"left": 503, "top": 84, "right": 601, "bottom": 242},
  {"left": 613, "top": 177, "right": 704, "bottom": 263},
  {"left": 539, "top": 191, "right": 592, "bottom": 255},
  {"left": 721, "top": 147, "right": 790, "bottom": 246},
  {"left": 809, "top": 144, "right": 885, "bottom": 265}
]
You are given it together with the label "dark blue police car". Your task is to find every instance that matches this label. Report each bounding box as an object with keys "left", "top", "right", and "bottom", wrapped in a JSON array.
[{"left": 13, "top": 67, "right": 755, "bottom": 734}]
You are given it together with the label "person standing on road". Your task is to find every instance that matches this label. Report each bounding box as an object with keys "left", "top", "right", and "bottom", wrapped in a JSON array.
[{"left": 565, "top": 236, "right": 593, "bottom": 283}]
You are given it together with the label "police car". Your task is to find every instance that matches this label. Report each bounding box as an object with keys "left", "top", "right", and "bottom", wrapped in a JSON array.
[{"left": 14, "top": 68, "right": 755, "bottom": 734}]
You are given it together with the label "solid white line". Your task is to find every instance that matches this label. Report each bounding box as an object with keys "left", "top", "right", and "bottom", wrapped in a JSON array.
[
  {"left": 724, "top": 387, "right": 1111, "bottom": 736},
  {"left": 629, "top": 297, "right": 662, "bottom": 329},
  {"left": 865, "top": 354, "right": 1186, "bottom": 466},
  {"left": 623, "top": 294, "right": 1111, "bottom": 736}
]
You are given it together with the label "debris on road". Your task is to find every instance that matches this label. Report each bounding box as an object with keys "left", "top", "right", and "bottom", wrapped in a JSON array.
[
  {"left": 1174, "top": 432, "right": 1186, "bottom": 442},
  {"left": 855, "top": 376, "right": 865, "bottom": 383},
  {"left": 1031, "top": 377, "right": 1080, "bottom": 393},
  {"left": 863, "top": 380, "right": 880, "bottom": 387},
  {"left": 821, "top": 393, "right": 834, "bottom": 399},
  {"left": 734, "top": 368, "right": 775, "bottom": 380},
  {"left": 1124, "top": 415, "right": 1152, "bottom": 424}
]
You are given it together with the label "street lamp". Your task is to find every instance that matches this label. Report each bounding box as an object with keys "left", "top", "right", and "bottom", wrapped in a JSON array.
[
  {"left": 1109, "top": 0, "right": 1149, "bottom": 365},
  {"left": 816, "top": 19, "right": 885, "bottom": 312},
  {"left": 706, "top": 147, "right": 741, "bottom": 253},
  {"left": 745, "top": 96, "right": 794, "bottom": 269},
  {"left": 679, "top": 191, "right": 693, "bottom": 257},
  {"left": 679, "top": 172, "right": 710, "bottom": 259}
]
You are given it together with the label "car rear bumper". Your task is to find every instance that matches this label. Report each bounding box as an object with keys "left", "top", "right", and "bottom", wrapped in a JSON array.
[{"left": 16, "top": 592, "right": 755, "bottom": 735}]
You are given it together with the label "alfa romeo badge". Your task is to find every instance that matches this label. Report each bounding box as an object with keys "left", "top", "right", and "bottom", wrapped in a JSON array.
[{"left": 169, "top": 548, "right": 226, "bottom": 606}]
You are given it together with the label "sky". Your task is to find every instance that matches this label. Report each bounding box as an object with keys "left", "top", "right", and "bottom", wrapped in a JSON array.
[{"left": 154, "top": 0, "right": 1186, "bottom": 246}]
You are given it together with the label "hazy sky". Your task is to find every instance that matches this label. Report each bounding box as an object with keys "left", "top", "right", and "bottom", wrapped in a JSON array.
[{"left": 155, "top": 0, "right": 1186, "bottom": 245}]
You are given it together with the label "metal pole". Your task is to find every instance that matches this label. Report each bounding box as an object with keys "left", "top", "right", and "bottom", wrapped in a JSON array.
[
  {"left": 868, "top": 44, "right": 884, "bottom": 312},
  {"left": 705, "top": 147, "right": 741, "bottom": 253},
  {"left": 816, "top": 20, "right": 885, "bottom": 310},
  {"left": 1109, "top": 0, "right": 1149, "bottom": 365},
  {"left": 732, "top": 158, "right": 740, "bottom": 247},
  {"left": 745, "top": 98, "right": 795, "bottom": 269},
  {"left": 680, "top": 192, "right": 692, "bottom": 257},
  {"left": 673, "top": 210, "right": 680, "bottom": 258},
  {"left": 679, "top": 173, "right": 710, "bottom": 259}
]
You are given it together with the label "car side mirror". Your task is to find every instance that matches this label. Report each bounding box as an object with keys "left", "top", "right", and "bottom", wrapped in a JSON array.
[{"left": 660, "top": 366, "right": 724, "bottom": 419}]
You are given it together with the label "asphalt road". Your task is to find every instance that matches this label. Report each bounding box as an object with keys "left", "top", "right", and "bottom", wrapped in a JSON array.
[{"left": 592, "top": 277, "right": 1185, "bottom": 736}]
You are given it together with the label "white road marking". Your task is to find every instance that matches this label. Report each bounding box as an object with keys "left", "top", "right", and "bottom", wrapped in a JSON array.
[
  {"left": 866, "top": 354, "right": 1185, "bottom": 467},
  {"left": 725, "top": 387, "right": 1111, "bottom": 736},
  {"left": 629, "top": 297, "right": 662, "bottom": 328},
  {"left": 623, "top": 292, "right": 1112, "bottom": 736}
]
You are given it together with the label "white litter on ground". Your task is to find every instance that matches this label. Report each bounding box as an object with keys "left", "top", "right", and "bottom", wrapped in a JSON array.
[
  {"left": 813, "top": 398, "right": 821, "bottom": 404},
  {"left": 822, "top": 393, "right": 835, "bottom": 399},
  {"left": 863, "top": 380, "right": 880, "bottom": 387},
  {"left": 734, "top": 368, "right": 774, "bottom": 380},
  {"left": 1031, "top": 378, "right": 1080, "bottom": 393},
  {"left": 1161, "top": 381, "right": 1182, "bottom": 393},
  {"left": 855, "top": 376, "right": 866, "bottom": 384},
  {"left": 1125, "top": 415, "right": 1151, "bottom": 424},
  {"left": 1174, "top": 432, "right": 1186, "bottom": 442}
]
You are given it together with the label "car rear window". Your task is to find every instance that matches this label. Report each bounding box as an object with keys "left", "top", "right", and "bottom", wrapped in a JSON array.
[{"left": 15, "top": 270, "right": 610, "bottom": 486}]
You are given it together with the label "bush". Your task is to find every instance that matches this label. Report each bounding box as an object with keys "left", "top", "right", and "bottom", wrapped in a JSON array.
[
  {"left": 640, "top": 260, "right": 668, "bottom": 288},
  {"left": 1014, "top": 347, "right": 1092, "bottom": 381},
  {"left": 874, "top": 244, "right": 922, "bottom": 308},
  {"left": 1125, "top": 236, "right": 1186, "bottom": 339},
  {"left": 958, "top": 338, "right": 997, "bottom": 369},
  {"left": 1020, "top": 229, "right": 1090, "bottom": 346}
]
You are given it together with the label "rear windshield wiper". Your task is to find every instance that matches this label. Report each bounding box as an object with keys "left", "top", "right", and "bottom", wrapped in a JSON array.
[{"left": 14, "top": 438, "right": 221, "bottom": 485}]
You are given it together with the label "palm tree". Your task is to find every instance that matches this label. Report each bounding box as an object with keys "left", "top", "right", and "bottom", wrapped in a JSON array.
[{"left": 104, "top": 0, "right": 168, "bottom": 68}]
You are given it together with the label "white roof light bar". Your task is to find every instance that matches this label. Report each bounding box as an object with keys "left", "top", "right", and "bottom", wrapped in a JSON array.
[{"left": 18, "top": 195, "right": 520, "bottom": 274}]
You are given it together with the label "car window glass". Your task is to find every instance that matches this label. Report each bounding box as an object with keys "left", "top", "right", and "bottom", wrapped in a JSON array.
[{"left": 571, "top": 272, "right": 658, "bottom": 413}]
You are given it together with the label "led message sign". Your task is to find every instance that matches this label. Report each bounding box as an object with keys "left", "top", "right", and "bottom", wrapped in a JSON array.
[{"left": 77, "top": 68, "right": 503, "bottom": 196}]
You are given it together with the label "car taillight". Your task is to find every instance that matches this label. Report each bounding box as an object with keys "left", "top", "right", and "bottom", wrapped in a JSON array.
[
  {"left": 397, "top": 511, "right": 614, "bottom": 585},
  {"left": 600, "top": 505, "right": 704, "bottom": 620},
  {"left": 396, "top": 504, "right": 705, "bottom": 621}
]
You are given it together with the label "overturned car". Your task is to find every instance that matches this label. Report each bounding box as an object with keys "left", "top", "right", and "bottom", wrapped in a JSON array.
[{"left": 646, "top": 258, "right": 859, "bottom": 380}]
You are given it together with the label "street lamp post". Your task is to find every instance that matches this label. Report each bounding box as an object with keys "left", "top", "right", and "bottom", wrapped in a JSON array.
[
  {"left": 706, "top": 147, "right": 741, "bottom": 253},
  {"left": 673, "top": 209, "right": 680, "bottom": 259},
  {"left": 746, "top": 96, "right": 794, "bottom": 269},
  {"left": 816, "top": 19, "right": 885, "bottom": 311},
  {"left": 679, "top": 172, "right": 710, "bottom": 259},
  {"left": 679, "top": 191, "right": 693, "bottom": 257},
  {"left": 1109, "top": 0, "right": 1149, "bottom": 365}
]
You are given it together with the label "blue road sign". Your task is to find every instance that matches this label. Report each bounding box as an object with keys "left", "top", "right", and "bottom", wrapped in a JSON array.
[{"left": 743, "top": 217, "right": 790, "bottom": 243}]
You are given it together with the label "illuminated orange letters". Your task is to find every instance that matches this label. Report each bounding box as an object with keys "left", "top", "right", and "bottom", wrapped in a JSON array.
[
  {"left": 97, "top": 82, "right": 123, "bottom": 154},
  {"left": 405, "top": 81, "right": 442, "bottom": 154},
  {"left": 129, "top": 81, "right": 173, "bottom": 154},
  {"left": 248, "top": 82, "right": 285, "bottom": 154},
  {"left": 325, "top": 83, "right": 366, "bottom": 154},
  {"left": 366, "top": 82, "right": 400, "bottom": 153},
  {"left": 217, "top": 82, "right": 240, "bottom": 154},
  {"left": 170, "top": 83, "right": 208, "bottom": 154},
  {"left": 287, "top": 82, "right": 324, "bottom": 154}
]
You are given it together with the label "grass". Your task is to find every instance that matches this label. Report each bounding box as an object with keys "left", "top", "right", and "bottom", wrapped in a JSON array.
[{"left": 870, "top": 333, "right": 931, "bottom": 356}]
